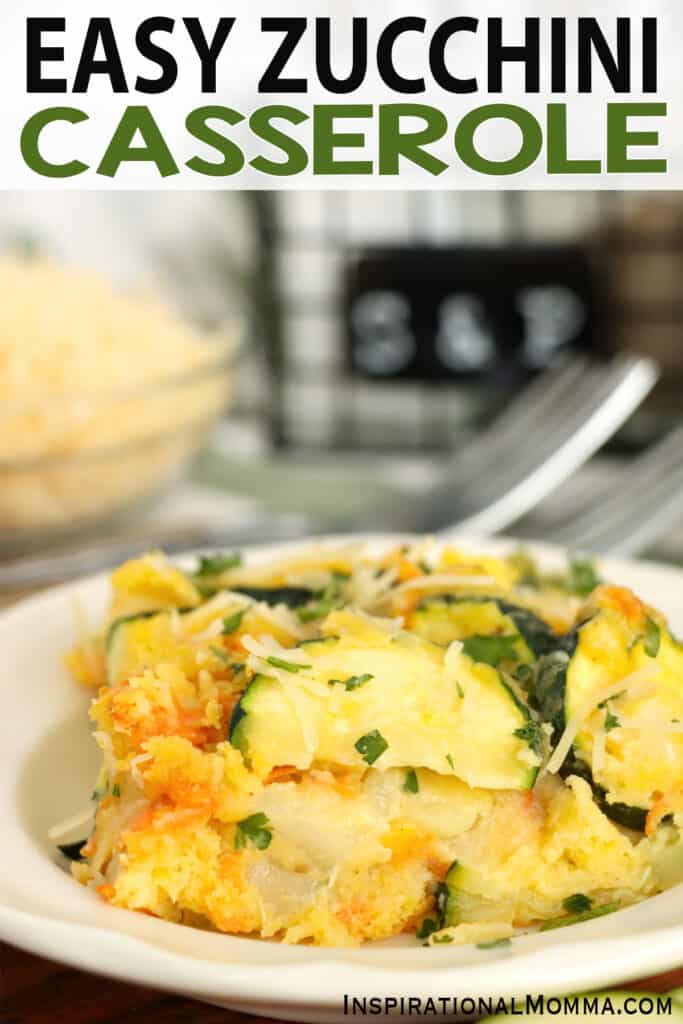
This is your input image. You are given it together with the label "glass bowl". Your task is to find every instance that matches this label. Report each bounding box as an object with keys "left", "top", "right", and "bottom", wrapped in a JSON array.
[{"left": 0, "top": 340, "right": 238, "bottom": 554}]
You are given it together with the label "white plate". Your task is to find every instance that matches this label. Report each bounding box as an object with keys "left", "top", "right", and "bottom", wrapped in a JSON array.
[{"left": 1, "top": 536, "right": 682, "bottom": 1023}]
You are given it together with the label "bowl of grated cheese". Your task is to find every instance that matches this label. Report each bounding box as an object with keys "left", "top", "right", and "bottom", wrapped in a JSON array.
[{"left": 0, "top": 258, "right": 238, "bottom": 552}]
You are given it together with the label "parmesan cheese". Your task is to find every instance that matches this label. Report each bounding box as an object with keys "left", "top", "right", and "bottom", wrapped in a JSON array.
[
  {"left": 547, "top": 665, "right": 660, "bottom": 774},
  {"left": 392, "top": 573, "right": 497, "bottom": 594}
]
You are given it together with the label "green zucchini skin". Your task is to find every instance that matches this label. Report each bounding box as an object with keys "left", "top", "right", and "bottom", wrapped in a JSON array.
[
  {"left": 436, "top": 862, "right": 459, "bottom": 928},
  {"left": 232, "top": 586, "right": 315, "bottom": 608},
  {"left": 299, "top": 635, "right": 340, "bottom": 650},
  {"left": 495, "top": 599, "right": 563, "bottom": 658},
  {"left": 418, "top": 595, "right": 560, "bottom": 658},
  {"left": 106, "top": 610, "right": 166, "bottom": 687},
  {"left": 106, "top": 610, "right": 160, "bottom": 651},
  {"left": 57, "top": 839, "right": 87, "bottom": 862},
  {"left": 228, "top": 674, "right": 269, "bottom": 752},
  {"left": 531, "top": 642, "right": 578, "bottom": 731},
  {"left": 532, "top": 629, "right": 648, "bottom": 833},
  {"left": 562, "top": 758, "right": 648, "bottom": 833},
  {"left": 228, "top": 697, "right": 250, "bottom": 751}
]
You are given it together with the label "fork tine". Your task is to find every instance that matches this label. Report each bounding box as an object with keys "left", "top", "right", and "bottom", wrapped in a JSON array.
[
  {"left": 547, "top": 427, "right": 683, "bottom": 537},
  {"left": 560, "top": 467, "right": 683, "bottom": 557},
  {"left": 549, "top": 425, "right": 683, "bottom": 556},
  {"left": 451, "top": 356, "right": 591, "bottom": 479},
  {"left": 446, "top": 355, "right": 653, "bottom": 495},
  {"left": 426, "top": 355, "right": 658, "bottom": 534},
  {"left": 449, "top": 357, "right": 631, "bottom": 495}
]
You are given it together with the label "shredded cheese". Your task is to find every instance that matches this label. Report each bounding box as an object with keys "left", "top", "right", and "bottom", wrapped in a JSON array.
[
  {"left": 189, "top": 619, "right": 225, "bottom": 645},
  {"left": 242, "top": 634, "right": 309, "bottom": 664},
  {"left": 93, "top": 730, "right": 118, "bottom": 777},
  {"left": 547, "top": 665, "right": 660, "bottom": 775},
  {"left": 180, "top": 592, "right": 252, "bottom": 631},
  {"left": 392, "top": 573, "right": 497, "bottom": 595},
  {"left": 249, "top": 601, "right": 306, "bottom": 639},
  {"left": 129, "top": 751, "right": 153, "bottom": 787},
  {"left": 592, "top": 727, "right": 606, "bottom": 776},
  {"left": 345, "top": 565, "right": 398, "bottom": 610},
  {"left": 351, "top": 607, "right": 404, "bottom": 635},
  {"left": 444, "top": 639, "right": 465, "bottom": 675},
  {"left": 282, "top": 683, "right": 318, "bottom": 756}
]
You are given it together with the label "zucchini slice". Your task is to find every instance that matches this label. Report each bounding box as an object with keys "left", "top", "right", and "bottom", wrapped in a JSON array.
[
  {"left": 412, "top": 596, "right": 558, "bottom": 668},
  {"left": 105, "top": 592, "right": 303, "bottom": 686},
  {"left": 433, "top": 770, "right": 650, "bottom": 934},
  {"left": 234, "top": 586, "right": 316, "bottom": 607},
  {"left": 106, "top": 603, "right": 227, "bottom": 686},
  {"left": 229, "top": 623, "right": 541, "bottom": 789},
  {"left": 438, "top": 861, "right": 505, "bottom": 928},
  {"left": 201, "top": 585, "right": 316, "bottom": 607},
  {"left": 534, "top": 585, "right": 683, "bottom": 828},
  {"left": 106, "top": 611, "right": 165, "bottom": 686}
]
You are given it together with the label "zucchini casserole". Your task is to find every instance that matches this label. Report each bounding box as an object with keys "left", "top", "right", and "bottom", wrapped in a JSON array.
[{"left": 60, "top": 540, "right": 683, "bottom": 947}]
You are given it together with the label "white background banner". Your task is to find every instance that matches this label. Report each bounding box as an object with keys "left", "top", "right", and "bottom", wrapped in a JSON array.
[{"left": 0, "top": 0, "right": 680, "bottom": 189}]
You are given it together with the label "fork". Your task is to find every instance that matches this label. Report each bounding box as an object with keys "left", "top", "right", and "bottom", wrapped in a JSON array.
[
  {"left": 382, "top": 352, "right": 658, "bottom": 535},
  {"left": 536, "top": 424, "right": 683, "bottom": 557}
]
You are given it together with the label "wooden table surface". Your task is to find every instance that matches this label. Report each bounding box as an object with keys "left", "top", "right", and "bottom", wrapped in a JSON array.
[{"left": 1, "top": 591, "right": 681, "bottom": 1022}]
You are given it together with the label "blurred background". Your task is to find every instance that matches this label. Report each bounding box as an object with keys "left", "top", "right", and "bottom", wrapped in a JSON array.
[{"left": 1, "top": 188, "right": 683, "bottom": 586}]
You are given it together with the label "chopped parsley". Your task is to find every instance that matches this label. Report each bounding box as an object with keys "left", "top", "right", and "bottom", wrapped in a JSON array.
[
  {"left": 445, "top": 754, "right": 455, "bottom": 770},
  {"left": 563, "top": 893, "right": 593, "bottom": 915},
  {"left": 462, "top": 634, "right": 521, "bottom": 667},
  {"left": 196, "top": 552, "right": 242, "bottom": 577},
  {"left": 403, "top": 769, "right": 419, "bottom": 794},
  {"left": 604, "top": 709, "right": 620, "bottom": 732},
  {"left": 455, "top": 681, "right": 465, "bottom": 699},
  {"left": 432, "top": 933, "right": 454, "bottom": 944},
  {"left": 267, "top": 656, "right": 311, "bottom": 674},
  {"left": 111, "top": 783, "right": 121, "bottom": 798},
  {"left": 415, "top": 917, "right": 438, "bottom": 940},
  {"left": 514, "top": 719, "right": 543, "bottom": 757},
  {"left": 628, "top": 617, "right": 661, "bottom": 658},
  {"left": 476, "top": 937, "right": 512, "bottom": 950},
  {"left": 222, "top": 609, "right": 245, "bottom": 635},
  {"left": 644, "top": 617, "right": 661, "bottom": 658},
  {"left": 328, "top": 673, "right": 374, "bottom": 692},
  {"left": 565, "top": 557, "right": 601, "bottom": 598},
  {"left": 234, "top": 813, "right": 272, "bottom": 850},
  {"left": 512, "top": 550, "right": 600, "bottom": 596},
  {"left": 231, "top": 661, "right": 246, "bottom": 674},
  {"left": 298, "top": 575, "right": 345, "bottom": 623},
  {"left": 355, "top": 730, "right": 388, "bottom": 765},
  {"left": 210, "top": 645, "right": 229, "bottom": 664}
]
